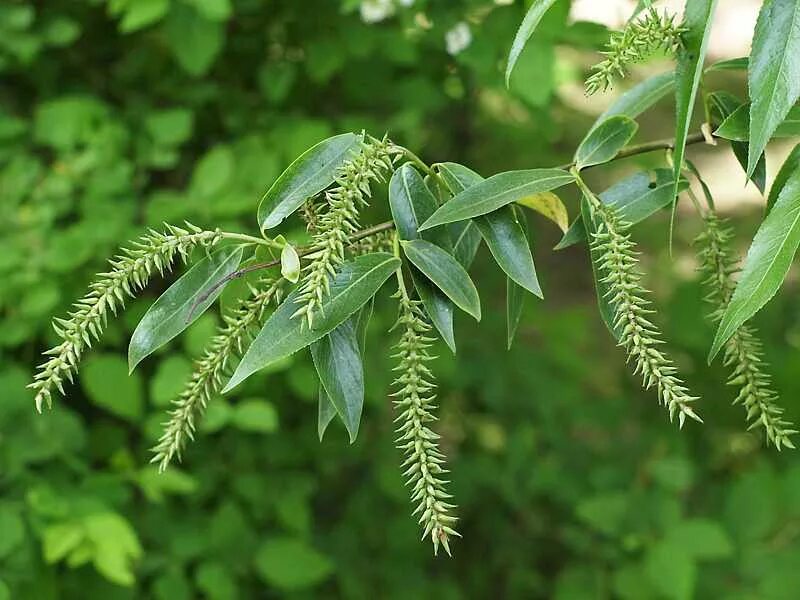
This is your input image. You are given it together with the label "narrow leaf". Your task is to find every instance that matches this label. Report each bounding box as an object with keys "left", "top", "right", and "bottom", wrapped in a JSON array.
[
  {"left": 128, "top": 246, "right": 243, "bottom": 371},
  {"left": 710, "top": 165, "right": 800, "bottom": 361},
  {"left": 435, "top": 162, "right": 485, "bottom": 267},
  {"left": 506, "top": 207, "right": 530, "bottom": 349},
  {"left": 401, "top": 239, "right": 481, "bottom": 320},
  {"left": 768, "top": 143, "right": 800, "bottom": 213},
  {"left": 556, "top": 170, "right": 686, "bottom": 250},
  {"left": 704, "top": 56, "right": 748, "bottom": 73},
  {"left": 257, "top": 132, "right": 362, "bottom": 230},
  {"left": 223, "top": 253, "right": 399, "bottom": 392},
  {"left": 505, "top": 0, "right": 559, "bottom": 87},
  {"left": 589, "top": 70, "right": 674, "bottom": 134},
  {"left": 412, "top": 271, "right": 456, "bottom": 353},
  {"left": 475, "top": 206, "right": 542, "bottom": 297},
  {"left": 747, "top": 0, "right": 800, "bottom": 176},
  {"left": 310, "top": 319, "right": 364, "bottom": 443},
  {"left": 574, "top": 115, "right": 639, "bottom": 170},
  {"left": 516, "top": 191, "right": 569, "bottom": 232},
  {"left": 672, "top": 0, "right": 718, "bottom": 240},
  {"left": 715, "top": 103, "right": 800, "bottom": 141},
  {"left": 317, "top": 386, "right": 337, "bottom": 441},
  {"left": 420, "top": 168, "right": 574, "bottom": 230}
]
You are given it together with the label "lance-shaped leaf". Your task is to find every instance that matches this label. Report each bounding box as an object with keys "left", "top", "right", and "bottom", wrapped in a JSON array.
[
  {"left": 588, "top": 70, "right": 674, "bottom": 135},
  {"left": 128, "top": 246, "right": 243, "bottom": 371},
  {"left": 556, "top": 170, "right": 686, "bottom": 250},
  {"left": 257, "top": 132, "right": 362, "bottom": 230},
  {"left": 581, "top": 197, "right": 622, "bottom": 341},
  {"left": 708, "top": 91, "right": 766, "bottom": 193},
  {"left": 401, "top": 239, "right": 481, "bottom": 321},
  {"left": 574, "top": 115, "right": 639, "bottom": 170},
  {"left": 318, "top": 299, "right": 374, "bottom": 440},
  {"left": 705, "top": 56, "right": 748, "bottom": 73},
  {"left": 311, "top": 319, "right": 364, "bottom": 443},
  {"left": 475, "top": 206, "right": 542, "bottom": 297},
  {"left": 419, "top": 168, "right": 574, "bottom": 230},
  {"left": 768, "top": 143, "right": 800, "bottom": 213},
  {"left": 506, "top": 207, "right": 530, "bottom": 350},
  {"left": 710, "top": 165, "right": 800, "bottom": 361},
  {"left": 505, "top": 0, "right": 559, "bottom": 86},
  {"left": 223, "top": 253, "right": 399, "bottom": 392},
  {"left": 672, "top": 0, "right": 718, "bottom": 237},
  {"left": 389, "top": 163, "right": 457, "bottom": 352},
  {"left": 435, "top": 162, "right": 484, "bottom": 267},
  {"left": 715, "top": 104, "right": 800, "bottom": 142},
  {"left": 516, "top": 192, "right": 568, "bottom": 232},
  {"left": 747, "top": 0, "right": 800, "bottom": 177}
]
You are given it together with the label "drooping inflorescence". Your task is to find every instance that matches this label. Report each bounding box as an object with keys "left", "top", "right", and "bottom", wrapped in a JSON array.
[
  {"left": 696, "top": 213, "right": 796, "bottom": 449},
  {"left": 151, "top": 276, "right": 286, "bottom": 471},
  {"left": 585, "top": 8, "right": 686, "bottom": 95},
  {"left": 29, "top": 224, "right": 223, "bottom": 413},
  {"left": 292, "top": 136, "right": 399, "bottom": 327},
  {"left": 391, "top": 281, "right": 458, "bottom": 556},
  {"left": 588, "top": 198, "right": 702, "bottom": 426}
]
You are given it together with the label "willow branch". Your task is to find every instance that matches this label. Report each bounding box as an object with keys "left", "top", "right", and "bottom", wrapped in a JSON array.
[{"left": 189, "top": 129, "right": 712, "bottom": 317}]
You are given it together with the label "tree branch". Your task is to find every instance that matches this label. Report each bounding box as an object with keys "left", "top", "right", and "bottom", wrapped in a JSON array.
[{"left": 189, "top": 129, "right": 712, "bottom": 318}]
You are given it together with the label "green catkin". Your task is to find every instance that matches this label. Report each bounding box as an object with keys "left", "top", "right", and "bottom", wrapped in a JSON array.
[
  {"left": 391, "top": 289, "right": 458, "bottom": 556},
  {"left": 696, "top": 213, "right": 796, "bottom": 449},
  {"left": 585, "top": 8, "right": 685, "bottom": 95},
  {"left": 293, "top": 136, "right": 398, "bottom": 327},
  {"left": 588, "top": 199, "right": 702, "bottom": 426},
  {"left": 151, "top": 276, "right": 285, "bottom": 471},
  {"left": 29, "top": 224, "right": 222, "bottom": 412}
]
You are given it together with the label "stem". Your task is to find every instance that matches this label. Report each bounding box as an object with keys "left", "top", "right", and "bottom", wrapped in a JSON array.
[
  {"left": 220, "top": 232, "right": 283, "bottom": 249},
  {"left": 397, "top": 146, "right": 435, "bottom": 176}
]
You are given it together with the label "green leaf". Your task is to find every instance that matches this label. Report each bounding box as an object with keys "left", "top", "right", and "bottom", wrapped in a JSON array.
[
  {"left": 557, "top": 170, "right": 685, "bottom": 250},
  {"left": 665, "top": 519, "right": 733, "bottom": 560},
  {"left": 747, "top": 0, "right": 800, "bottom": 177},
  {"left": 412, "top": 272, "right": 456, "bottom": 353},
  {"left": 128, "top": 246, "right": 243, "bottom": 371},
  {"left": 401, "top": 239, "right": 481, "bottom": 321},
  {"left": 475, "top": 206, "right": 542, "bottom": 297},
  {"left": 232, "top": 399, "right": 279, "bottom": 433},
  {"left": 715, "top": 103, "right": 800, "bottom": 141},
  {"left": 506, "top": 207, "right": 530, "bottom": 350},
  {"left": 645, "top": 541, "right": 696, "bottom": 600},
  {"left": 581, "top": 197, "right": 622, "bottom": 340},
  {"left": 310, "top": 319, "right": 364, "bottom": 443},
  {"left": 223, "top": 253, "right": 399, "bottom": 392},
  {"left": 705, "top": 56, "right": 748, "bottom": 73},
  {"left": 0, "top": 504, "right": 25, "bottom": 559},
  {"left": 591, "top": 71, "right": 674, "bottom": 130},
  {"left": 254, "top": 537, "right": 333, "bottom": 590},
  {"left": 419, "top": 168, "right": 574, "bottom": 230},
  {"left": 672, "top": 0, "right": 718, "bottom": 239},
  {"left": 119, "top": 0, "right": 168, "bottom": 33},
  {"left": 505, "top": 0, "right": 559, "bottom": 86},
  {"left": 574, "top": 115, "right": 639, "bottom": 170},
  {"left": 389, "top": 163, "right": 457, "bottom": 352},
  {"left": 317, "top": 385, "right": 337, "bottom": 441},
  {"left": 710, "top": 165, "right": 800, "bottom": 361},
  {"left": 708, "top": 91, "right": 767, "bottom": 193},
  {"left": 163, "top": 4, "right": 224, "bottom": 77},
  {"left": 258, "top": 132, "right": 362, "bottom": 230},
  {"left": 768, "top": 143, "right": 800, "bottom": 213},
  {"left": 145, "top": 108, "right": 194, "bottom": 146},
  {"left": 82, "top": 354, "right": 144, "bottom": 421},
  {"left": 435, "top": 162, "right": 484, "bottom": 267}
]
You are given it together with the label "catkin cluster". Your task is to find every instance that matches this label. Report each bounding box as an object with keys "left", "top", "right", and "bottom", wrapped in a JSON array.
[
  {"left": 696, "top": 213, "right": 796, "bottom": 449},
  {"left": 589, "top": 201, "right": 702, "bottom": 426},
  {"left": 152, "top": 276, "right": 285, "bottom": 471},
  {"left": 29, "top": 224, "right": 222, "bottom": 412},
  {"left": 293, "top": 136, "right": 397, "bottom": 326},
  {"left": 391, "top": 295, "right": 458, "bottom": 556},
  {"left": 585, "top": 8, "right": 685, "bottom": 95}
]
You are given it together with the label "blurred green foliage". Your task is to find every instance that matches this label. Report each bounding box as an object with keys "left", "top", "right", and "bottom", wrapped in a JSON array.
[{"left": 3, "top": 0, "right": 800, "bottom": 598}]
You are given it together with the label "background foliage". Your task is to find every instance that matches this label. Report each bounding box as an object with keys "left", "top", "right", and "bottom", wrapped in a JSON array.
[{"left": 3, "top": 0, "right": 800, "bottom": 598}]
